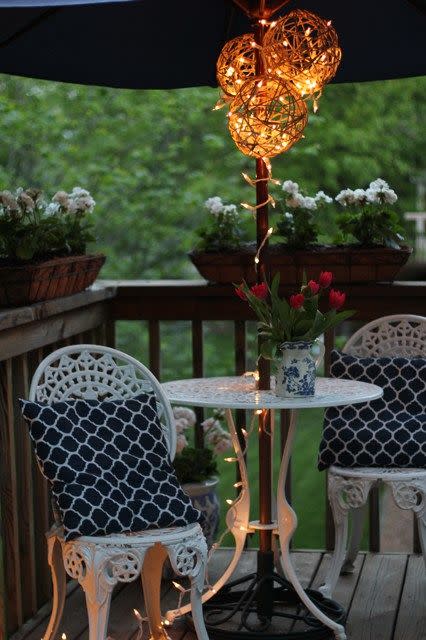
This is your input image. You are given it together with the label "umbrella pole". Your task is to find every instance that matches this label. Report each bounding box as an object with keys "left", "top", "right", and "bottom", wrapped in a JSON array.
[{"left": 254, "top": 15, "right": 274, "bottom": 621}]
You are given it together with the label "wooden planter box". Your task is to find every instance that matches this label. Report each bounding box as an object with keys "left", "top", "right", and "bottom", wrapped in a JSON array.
[
  {"left": 189, "top": 245, "right": 412, "bottom": 285},
  {"left": 0, "top": 253, "right": 106, "bottom": 307}
]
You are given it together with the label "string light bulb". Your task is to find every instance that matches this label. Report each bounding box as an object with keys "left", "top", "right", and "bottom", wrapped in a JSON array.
[
  {"left": 216, "top": 33, "right": 257, "bottom": 97},
  {"left": 264, "top": 9, "right": 342, "bottom": 105},
  {"left": 227, "top": 75, "right": 307, "bottom": 158}
]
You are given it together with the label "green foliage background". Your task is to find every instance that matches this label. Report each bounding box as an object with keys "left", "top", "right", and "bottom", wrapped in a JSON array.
[{"left": 0, "top": 74, "right": 424, "bottom": 548}]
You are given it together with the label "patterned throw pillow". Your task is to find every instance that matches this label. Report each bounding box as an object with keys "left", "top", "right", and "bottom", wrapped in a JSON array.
[
  {"left": 21, "top": 394, "right": 200, "bottom": 540},
  {"left": 318, "top": 350, "right": 426, "bottom": 470}
]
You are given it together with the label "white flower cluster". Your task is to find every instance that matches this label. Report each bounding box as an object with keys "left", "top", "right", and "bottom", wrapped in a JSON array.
[
  {"left": 281, "top": 180, "right": 332, "bottom": 211},
  {"left": 204, "top": 196, "right": 238, "bottom": 219},
  {"left": 202, "top": 411, "right": 233, "bottom": 455},
  {"left": 172, "top": 406, "right": 232, "bottom": 455},
  {"left": 335, "top": 179, "right": 398, "bottom": 207},
  {"left": 172, "top": 406, "right": 197, "bottom": 454},
  {"left": 52, "top": 186, "right": 96, "bottom": 215},
  {"left": 0, "top": 188, "right": 42, "bottom": 217}
]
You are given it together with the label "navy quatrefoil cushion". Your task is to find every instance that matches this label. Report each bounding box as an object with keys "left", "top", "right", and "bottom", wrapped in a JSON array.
[
  {"left": 318, "top": 350, "right": 426, "bottom": 470},
  {"left": 20, "top": 394, "right": 200, "bottom": 540}
]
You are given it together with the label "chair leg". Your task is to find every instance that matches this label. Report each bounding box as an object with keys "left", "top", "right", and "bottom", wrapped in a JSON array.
[
  {"left": 81, "top": 573, "right": 113, "bottom": 640},
  {"left": 388, "top": 477, "right": 426, "bottom": 570},
  {"left": 141, "top": 544, "right": 170, "bottom": 640},
  {"left": 342, "top": 504, "right": 367, "bottom": 574},
  {"left": 43, "top": 531, "right": 66, "bottom": 640},
  {"left": 165, "top": 531, "right": 209, "bottom": 640},
  {"left": 320, "top": 474, "right": 372, "bottom": 598}
]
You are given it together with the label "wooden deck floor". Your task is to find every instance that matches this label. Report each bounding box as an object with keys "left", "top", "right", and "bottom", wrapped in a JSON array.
[{"left": 12, "top": 549, "right": 425, "bottom": 640}]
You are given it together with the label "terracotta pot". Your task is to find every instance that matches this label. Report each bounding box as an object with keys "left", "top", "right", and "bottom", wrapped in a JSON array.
[
  {"left": 0, "top": 253, "right": 106, "bottom": 307},
  {"left": 189, "top": 245, "right": 412, "bottom": 285}
]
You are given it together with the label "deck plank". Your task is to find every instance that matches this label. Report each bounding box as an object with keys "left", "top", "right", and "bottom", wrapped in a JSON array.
[
  {"left": 345, "top": 553, "right": 408, "bottom": 640},
  {"left": 311, "top": 552, "right": 365, "bottom": 612},
  {"left": 11, "top": 550, "right": 424, "bottom": 640},
  {"left": 393, "top": 555, "right": 426, "bottom": 640}
]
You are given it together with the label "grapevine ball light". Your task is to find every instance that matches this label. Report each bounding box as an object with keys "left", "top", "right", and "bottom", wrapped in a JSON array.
[
  {"left": 264, "top": 9, "right": 342, "bottom": 105},
  {"left": 216, "top": 33, "right": 257, "bottom": 97},
  {"left": 227, "top": 75, "right": 308, "bottom": 159}
]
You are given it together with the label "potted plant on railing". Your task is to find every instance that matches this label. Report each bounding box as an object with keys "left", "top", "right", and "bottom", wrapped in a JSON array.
[
  {"left": 172, "top": 405, "right": 232, "bottom": 547},
  {"left": 188, "top": 196, "right": 257, "bottom": 283},
  {"left": 0, "top": 187, "right": 105, "bottom": 307},
  {"left": 269, "top": 177, "right": 411, "bottom": 284},
  {"left": 236, "top": 272, "right": 355, "bottom": 397},
  {"left": 190, "top": 179, "right": 411, "bottom": 285}
]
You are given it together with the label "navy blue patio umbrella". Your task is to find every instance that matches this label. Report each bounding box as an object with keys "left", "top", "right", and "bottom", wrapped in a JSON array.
[{"left": 0, "top": 0, "right": 425, "bottom": 89}]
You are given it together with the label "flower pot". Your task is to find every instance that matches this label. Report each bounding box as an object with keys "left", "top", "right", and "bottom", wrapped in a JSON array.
[
  {"left": 275, "top": 340, "right": 324, "bottom": 398},
  {"left": 0, "top": 253, "right": 106, "bottom": 307},
  {"left": 189, "top": 245, "right": 412, "bottom": 285},
  {"left": 183, "top": 477, "right": 220, "bottom": 548}
]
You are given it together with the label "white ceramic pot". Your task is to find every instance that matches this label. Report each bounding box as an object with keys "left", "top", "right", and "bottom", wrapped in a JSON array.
[{"left": 275, "top": 340, "right": 324, "bottom": 398}]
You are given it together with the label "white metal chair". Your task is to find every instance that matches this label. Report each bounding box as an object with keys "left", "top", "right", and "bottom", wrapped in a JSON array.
[
  {"left": 29, "top": 344, "right": 209, "bottom": 640},
  {"left": 320, "top": 315, "right": 426, "bottom": 597}
]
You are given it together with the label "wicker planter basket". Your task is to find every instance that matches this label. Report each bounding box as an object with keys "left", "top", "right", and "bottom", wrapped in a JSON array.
[
  {"left": 189, "top": 245, "right": 412, "bottom": 285},
  {"left": 0, "top": 253, "right": 106, "bottom": 307}
]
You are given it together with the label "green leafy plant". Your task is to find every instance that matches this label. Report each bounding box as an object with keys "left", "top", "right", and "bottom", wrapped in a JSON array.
[
  {"left": 0, "top": 187, "right": 96, "bottom": 262},
  {"left": 335, "top": 179, "right": 404, "bottom": 248},
  {"left": 196, "top": 196, "right": 244, "bottom": 251},
  {"left": 172, "top": 407, "right": 232, "bottom": 484},
  {"left": 235, "top": 272, "right": 355, "bottom": 360},
  {"left": 275, "top": 180, "right": 332, "bottom": 249}
]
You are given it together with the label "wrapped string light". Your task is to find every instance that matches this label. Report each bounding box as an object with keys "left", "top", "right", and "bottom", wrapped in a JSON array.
[
  {"left": 264, "top": 9, "right": 342, "bottom": 109},
  {"left": 216, "top": 33, "right": 257, "bottom": 97},
  {"left": 228, "top": 75, "right": 308, "bottom": 158}
]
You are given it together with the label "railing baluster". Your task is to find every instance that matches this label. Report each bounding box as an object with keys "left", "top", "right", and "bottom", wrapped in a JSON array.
[
  {"left": 149, "top": 320, "right": 160, "bottom": 380},
  {"left": 29, "top": 347, "right": 53, "bottom": 608},
  {"left": 192, "top": 320, "right": 204, "bottom": 448},
  {"left": 369, "top": 488, "right": 381, "bottom": 552},
  {"left": 0, "top": 359, "right": 23, "bottom": 633},
  {"left": 324, "top": 328, "right": 335, "bottom": 550},
  {"left": 13, "top": 355, "right": 38, "bottom": 619},
  {"left": 234, "top": 321, "right": 246, "bottom": 490}
]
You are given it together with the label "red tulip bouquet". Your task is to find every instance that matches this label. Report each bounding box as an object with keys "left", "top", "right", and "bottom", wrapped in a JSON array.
[{"left": 235, "top": 271, "right": 355, "bottom": 361}]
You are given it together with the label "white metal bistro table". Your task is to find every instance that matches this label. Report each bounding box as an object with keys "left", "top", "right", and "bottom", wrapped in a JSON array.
[{"left": 163, "top": 376, "right": 383, "bottom": 640}]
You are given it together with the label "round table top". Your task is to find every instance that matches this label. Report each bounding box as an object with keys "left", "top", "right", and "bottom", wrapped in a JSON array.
[{"left": 162, "top": 376, "right": 383, "bottom": 410}]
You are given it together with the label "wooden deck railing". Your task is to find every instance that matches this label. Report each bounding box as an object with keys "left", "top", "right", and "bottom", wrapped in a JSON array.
[{"left": 1, "top": 279, "right": 425, "bottom": 638}]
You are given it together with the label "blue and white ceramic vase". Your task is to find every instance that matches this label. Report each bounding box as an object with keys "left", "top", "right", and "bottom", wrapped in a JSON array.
[
  {"left": 275, "top": 340, "right": 324, "bottom": 398},
  {"left": 183, "top": 477, "right": 220, "bottom": 548}
]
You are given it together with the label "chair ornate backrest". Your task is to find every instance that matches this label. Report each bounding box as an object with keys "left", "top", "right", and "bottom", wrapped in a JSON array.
[
  {"left": 343, "top": 314, "right": 426, "bottom": 358},
  {"left": 29, "top": 344, "right": 177, "bottom": 459}
]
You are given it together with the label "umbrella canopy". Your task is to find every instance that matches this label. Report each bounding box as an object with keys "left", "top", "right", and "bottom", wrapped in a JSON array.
[{"left": 0, "top": 0, "right": 425, "bottom": 89}]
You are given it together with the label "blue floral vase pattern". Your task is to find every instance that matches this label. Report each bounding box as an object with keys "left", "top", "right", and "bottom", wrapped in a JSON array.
[
  {"left": 183, "top": 477, "right": 220, "bottom": 548},
  {"left": 275, "top": 341, "right": 323, "bottom": 398}
]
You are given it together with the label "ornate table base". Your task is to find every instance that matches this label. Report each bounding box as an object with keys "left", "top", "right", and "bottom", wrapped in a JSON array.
[{"left": 163, "top": 377, "right": 383, "bottom": 640}]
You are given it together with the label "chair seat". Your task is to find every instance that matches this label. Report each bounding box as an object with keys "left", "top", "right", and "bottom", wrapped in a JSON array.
[
  {"left": 329, "top": 464, "right": 426, "bottom": 481},
  {"left": 51, "top": 521, "right": 203, "bottom": 546}
]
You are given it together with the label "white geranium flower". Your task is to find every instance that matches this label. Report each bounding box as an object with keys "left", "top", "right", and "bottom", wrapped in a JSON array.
[
  {"left": 201, "top": 417, "right": 217, "bottom": 432},
  {"left": 382, "top": 189, "right": 398, "bottom": 204},
  {"left": 222, "top": 204, "right": 238, "bottom": 217},
  {"left": 75, "top": 195, "right": 96, "bottom": 212},
  {"left": 70, "top": 186, "right": 91, "bottom": 198},
  {"left": 204, "top": 196, "right": 223, "bottom": 215},
  {"left": 352, "top": 189, "right": 367, "bottom": 205},
  {"left": 302, "top": 196, "right": 317, "bottom": 210},
  {"left": 369, "top": 178, "right": 389, "bottom": 191},
  {"left": 282, "top": 180, "right": 299, "bottom": 195},
  {"left": 335, "top": 189, "right": 356, "bottom": 206},
  {"left": 176, "top": 433, "right": 188, "bottom": 454},
  {"left": 45, "top": 202, "right": 61, "bottom": 216},
  {"left": 315, "top": 190, "right": 332, "bottom": 204},
  {"left": 286, "top": 192, "right": 305, "bottom": 209},
  {"left": 284, "top": 211, "right": 294, "bottom": 220},
  {"left": 173, "top": 407, "right": 196, "bottom": 427}
]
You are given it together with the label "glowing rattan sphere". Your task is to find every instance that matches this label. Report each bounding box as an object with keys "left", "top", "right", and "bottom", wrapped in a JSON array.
[
  {"left": 216, "top": 33, "right": 257, "bottom": 97},
  {"left": 227, "top": 76, "right": 308, "bottom": 159},
  {"left": 264, "top": 10, "right": 342, "bottom": 99}
]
